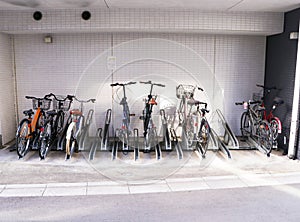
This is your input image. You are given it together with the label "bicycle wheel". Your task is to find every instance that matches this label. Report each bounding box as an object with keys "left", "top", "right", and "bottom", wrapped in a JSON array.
[
  {"left": 196, "top": 119, "right": 210, "bottom": 158},
  {"left": 55, "top": 111, "right": 65, "bottom": 134},
  {"left": 252, "top": 104, "right": 263, "bottom": 119},
  {"left": 39, "top": 125, "right": 50, "bottom": 160},
  {"left": 270, "top": 118, "right": 279, "bottom": 141},
  {"left": 185, "top": 118, "right": 195, "bottom": 147},
  {"left": 257, "top": 120, "right": 273, "bottom": 155},
  {"left": 16, "top": 119, "right": 30, "bottom": 158},
  {"left": 241, "top": 112, "right": 251, "bottom": 137},
  {"left": 32, "top": 114, "right": 45, "bottom": 150}
]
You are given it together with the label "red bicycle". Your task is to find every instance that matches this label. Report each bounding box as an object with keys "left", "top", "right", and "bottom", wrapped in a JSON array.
[{"left": 254, "top": 84, "right": 284, "bottom": 146}]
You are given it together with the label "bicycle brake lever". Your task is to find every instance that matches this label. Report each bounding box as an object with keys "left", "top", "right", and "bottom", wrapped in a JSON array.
[
  {"left": 140, "top": 80, "right": 152, "bottom": 84},
  {"left": 127, "top": 81, "right": 137, "bottom": 85}
]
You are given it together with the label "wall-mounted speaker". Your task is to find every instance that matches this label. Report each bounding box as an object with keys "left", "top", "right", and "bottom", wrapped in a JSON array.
[
  {"left": 81, "top": 11, "right": 91, "bottom": 20},
  {"left": 33, "top": 11, "right": 43, "bottom": 21}
]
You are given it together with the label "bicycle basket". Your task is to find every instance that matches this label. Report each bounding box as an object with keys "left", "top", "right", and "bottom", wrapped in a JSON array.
[
  {"left": 176, "top": 84, "right": 195, "bottom": 99},
  {"left": 252, "top": 92, "right": 263, "bottom": 102},
  {"left": 32, "top": 98, "right": 51, "bottom": 110},
  {"left": 53, "top": 99, "right": 72, "bottom": 111}
]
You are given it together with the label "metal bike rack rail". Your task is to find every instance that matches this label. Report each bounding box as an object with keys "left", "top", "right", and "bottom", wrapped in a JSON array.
[{"left": 209, "top": 109, "right": 238, "bottom": 158}]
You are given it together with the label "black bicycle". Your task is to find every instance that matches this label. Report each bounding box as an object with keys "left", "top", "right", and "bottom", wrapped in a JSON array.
[
  {"left": 39, "top": 93, "right": 73, "bottom": 160},
  {"left": 111, "top": 81, "right": 136, "bottom": 151},
  {"left": 140, "top": 81, "right": 165, "bottom": 159}
]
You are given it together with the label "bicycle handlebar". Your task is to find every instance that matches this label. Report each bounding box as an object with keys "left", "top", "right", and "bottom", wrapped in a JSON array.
[
  {"left": 235, "top": 101, "right": 260, "bottom": 106},
  {"left": 110, "top": 81, "right": 137, "bottom": 87},
  {"left": 25, "top": 95, "right": 52, "bottom": 101},
  {"left": 256, "top": 84, "right": 277, "bottom": 91},
  {"left": 74, "top": 97, "right": 96, "bottom": 103},
  {"left": 139, "top": 80, "right": 165, "bottom": 87},
  {"left": 44, "top": 93, "right": 74, "bottom": 102}
]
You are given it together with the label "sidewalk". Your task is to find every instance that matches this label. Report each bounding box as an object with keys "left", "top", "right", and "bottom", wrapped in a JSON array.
[{"left": 1, "top": 146, "right": 300, "bottom": 197}]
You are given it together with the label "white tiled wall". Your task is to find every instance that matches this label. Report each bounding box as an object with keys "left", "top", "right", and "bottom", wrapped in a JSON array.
[
  {"left": 14, "top": 33, "right": 265, "bottom": 135},
  {"left": 0, "top": 33, "right": 15, "bottom": 145},
  {"left": 0, "top": 8, "right": 271, "bottom": 142},
  {"left": 0, "top": 9, "right": 283, "bottom": 35}
]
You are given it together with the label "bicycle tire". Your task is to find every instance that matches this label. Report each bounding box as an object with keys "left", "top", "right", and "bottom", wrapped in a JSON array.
[
  {"left": 39, "top": 124, "right": 50, "bottom": 160},
  {"left": 196, "top": 119, "right": 210, "bottom": 158},
  {"left": 257, "top": 120, "right": 273, "bottom": 155},
  {"left": 16, "top": 119, "right": 30, "bottom": 158},
  {"left": 241, "top": 112, "right": 251, "bottom": 137},
  {"left": 32, "top": 113, "right": 45, "bottom": 150},
  {"left": 270, "top": 118, "right": 279, "bottom": 141},
  {"left": 55, "top": 111, "right": 65, "bottom": 135}
]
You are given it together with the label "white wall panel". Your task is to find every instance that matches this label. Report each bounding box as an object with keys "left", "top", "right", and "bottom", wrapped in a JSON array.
[
  {"left": 215, "top": 35, "right": 266, "bottom": 134},
  {"left": 0, "top": 9, "right": 283, "bottom": 35},
  {"left": 14, "top": 33, "right": 111, "bottom": 133},
  {"left": 0, "top": 33, "right": 15, "bottom": 144},
  {"left": 14, "top": 33, "right": 265, "bottom": 136}
]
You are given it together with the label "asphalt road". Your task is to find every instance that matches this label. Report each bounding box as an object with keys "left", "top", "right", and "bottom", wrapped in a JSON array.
[{"left": 1, "top": 183, "right": 300, "bottom": 222}]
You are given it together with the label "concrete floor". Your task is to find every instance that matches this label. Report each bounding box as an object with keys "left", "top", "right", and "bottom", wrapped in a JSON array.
[
  {"left": 1, "top": 145, "right": 300, "bottom": 197},
  {"left": 1, "top": 146, "right": 300, "bottom": 221}
]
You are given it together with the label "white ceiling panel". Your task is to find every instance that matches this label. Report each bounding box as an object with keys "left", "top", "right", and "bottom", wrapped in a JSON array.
[
  {"left": 229, "top": 0, "right": 300, "bottom": 12},
  {"left": 0, "top": 0, "right": 107, "bottom": 10},
  {"left": 106, "top": 0, "right": 239, "bottom": 11},
  {"left": 0, "top": 0, "right": 298, "bottom": 12}
]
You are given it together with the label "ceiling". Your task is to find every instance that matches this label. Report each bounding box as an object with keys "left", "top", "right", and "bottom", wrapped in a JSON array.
[{"left": 0, "top": 0, "right": 299, "bottom": 12}]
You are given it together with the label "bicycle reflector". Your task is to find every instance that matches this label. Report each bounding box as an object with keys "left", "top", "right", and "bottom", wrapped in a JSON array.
[{"left": 149, "top": 98, "right": 157, "bottom": 105}]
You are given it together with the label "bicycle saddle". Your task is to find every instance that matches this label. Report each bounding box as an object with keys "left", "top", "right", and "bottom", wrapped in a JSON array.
[
  {"left": 70, "top": 109, "right": 82, "bottom": 116},
  {"left": 201, "top": 108, "right": 209, "bottom": 114},
  {"left": 256, "top": 106, "right": 265, "bottom": 111},
  {"left": 23, "top": 109, "right": 34, "bottom": 116},
  {"left": 273, "top": 97, "right": 284, "bottom": 105},
  {"left": 46, "top": 110, "right": 57, "bottom": 116},
  {"left": 187, "top": 99, "right": 200, "bottom": 106}
]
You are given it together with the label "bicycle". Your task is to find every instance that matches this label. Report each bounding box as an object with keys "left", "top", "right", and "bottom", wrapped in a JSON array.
[
  {"left": 16, "top": 95, "right": 52, "bottom": 158},
  {"left": 111, "top": 81, "right": 136, "bottom": 152},
  {"left": 140, "top": 80, "right": 165, "bottom": 159},
  {"left": 235, "top": 100, "right": 273, "bottom": 156},
  {"left": 39, "top": 93, "right": 73, "bottom": 160},
  {"left": 65, "top": 96, "right": 95, "bottom": 160},
  {"left": 176, "top": 84, "right": 210, "bottom": 157},
  {"left": 254, "top": 84, "right": 284, "bottom": 146}
]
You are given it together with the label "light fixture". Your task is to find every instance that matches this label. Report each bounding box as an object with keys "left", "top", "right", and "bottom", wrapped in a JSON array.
[
  {"left": 44, "top": 35, "right": 53, "bottom": 43},
  {"left": 290, "top": 32, "right": 298, "bottom": 40}
]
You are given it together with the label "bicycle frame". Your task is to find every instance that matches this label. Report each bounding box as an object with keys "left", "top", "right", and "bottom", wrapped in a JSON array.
[
  {"left": 111, "top": 82, "right": 136, "bottom": 151},
  {"left": 65, "top": 97, "right": 95, "bottom": 160},
  {"left": 236, "top": 100, "right": 273, "bottom": 156},
  {"left": 39, "top": 93, "right": 74, "bottom": 159},
  {"left": 176, "top": 84, "right": 204, "bottom": 149},
  {"left": 16, "top": 95, "right": 51, "bottom": 158},
  {"left": 140, "top": 80, "right": 165, "bottom": 159},
  {"left": 255, "top": 84, "right": 284, "bottom": 142}
]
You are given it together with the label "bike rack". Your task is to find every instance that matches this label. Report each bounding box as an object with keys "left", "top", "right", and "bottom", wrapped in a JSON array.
[
  {"left": 101, "top": 109, "right": 112, "bottom": 150},
  {"left": 210, "top": 128, "right": 231, "bottom": 159},
  {"left": 89, "top": 128, "right": 102, "bottom": 160},
  {"left": 170, "top": 128, "right": 183, "bottom": 159},
  {"left": 248, "top": 136, "right": 271, "bottom": 157},
  {"left": 133, "top": 128, "right": 139, "bottom": 161},
  {"left": 78, "top": 109, "right": 94, "bottom": 151},
  {"left": 160, "top": 109, "right": 172, "bottom": 150},
  {"left": 209, "top": 109, "right": 237, "bottom": 158}
]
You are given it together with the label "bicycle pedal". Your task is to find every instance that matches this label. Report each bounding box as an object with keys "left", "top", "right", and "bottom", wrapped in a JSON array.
[{"left": 143, "top": 149, "right": 151, "bottom": 153}]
